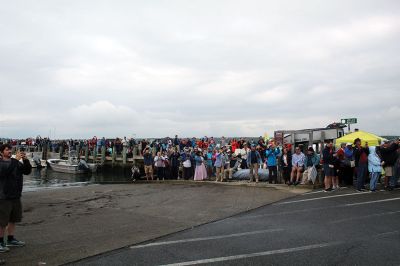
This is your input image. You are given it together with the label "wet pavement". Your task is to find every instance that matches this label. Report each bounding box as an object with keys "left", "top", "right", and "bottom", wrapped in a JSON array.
[{"left": 71, "top": 187, "right": 400, "bottom": 266}]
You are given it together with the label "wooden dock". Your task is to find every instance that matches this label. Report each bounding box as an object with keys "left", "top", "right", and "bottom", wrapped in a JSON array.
[{"left": 16, "top": 145, "right": 144, "bottom": 165}]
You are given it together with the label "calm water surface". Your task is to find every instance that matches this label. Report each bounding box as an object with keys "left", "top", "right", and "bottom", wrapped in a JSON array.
[{"left": 23, "top": 165, "right": 135, "bottom": 192}]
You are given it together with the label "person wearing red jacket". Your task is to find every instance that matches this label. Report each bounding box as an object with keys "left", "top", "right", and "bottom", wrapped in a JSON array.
[{"left": 232, "top": 139, "right": 238, "bottom": 153}]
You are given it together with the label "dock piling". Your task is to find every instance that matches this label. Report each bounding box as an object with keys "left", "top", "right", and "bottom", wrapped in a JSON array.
[
  {"left": 101, "top": 146, "right": 106, "bottom": 164},
  {"left": 122, "top": 147, "right": 127, "bottom": 164},
  {"left": 85, "top": 146, "right": 89, "bottom": 161}
]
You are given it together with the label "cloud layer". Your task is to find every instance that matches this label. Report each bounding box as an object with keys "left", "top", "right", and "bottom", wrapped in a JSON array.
[{"left": 0, "top": 0, "right": 399, "bottom": 138}]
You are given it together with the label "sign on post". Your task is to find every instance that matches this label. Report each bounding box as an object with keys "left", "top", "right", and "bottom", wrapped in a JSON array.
[
  {"left": 341, "top": 118, "right": 357, "bottom": 124},
  {"left": 341, "top": 118, "right": 357, "bottom": 132}
]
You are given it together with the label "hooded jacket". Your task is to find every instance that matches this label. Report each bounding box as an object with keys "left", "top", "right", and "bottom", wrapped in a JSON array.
[{"left": 368, "top": 146, "right": 381, "bottom": 173}]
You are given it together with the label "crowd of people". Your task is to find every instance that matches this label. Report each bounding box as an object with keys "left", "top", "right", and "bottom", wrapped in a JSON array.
[
  {"left": 2, "top": 135, "right": 400, "bottom": 192},
  {"left": 140, "top": 136, "right": 304, "bottom": 183},
  {"left": 141, "top": 136, "right": 266, "bottom": 182},
  {"left": 134, "top": 136, "right": 400, "bottom": 193},
  {"left": 318, "top": 138, "right": 400, "bottom": 192}
]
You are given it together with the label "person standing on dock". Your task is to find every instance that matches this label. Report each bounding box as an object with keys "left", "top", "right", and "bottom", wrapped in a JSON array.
[
  {"left": 380, "top": 140, "right": 400, "bottom": 190},
  {"left": 143, "top": 148, "right": 154, "bottom": 181},
  {"left": 181, "top": 147, "right": 193, "bottom": 180},
  {"left": 322, "top": 142, "right": 336, "bottom": 191},
  {"left": 194, "top": 150, "right": 207, "bottom": 181},
  {"left": 265, "top": 143, "right": 280, "bottom": 184},
  {"left": 169, "top": 148, "right": 180, "bottom": 179},
  {"left": 122, "top": 137, "right": 128, "bottom": 150},
  {"left": 0, "top": 144, "right": 32, "bottom": 252},
  {"left": 368, "top": 146, "right": 382, "bottom": 192},
  {"left": 214, "top": 148, "right": 226, "bottom": 182},
  {"left": 353, "top": 138, "right": 369, "bottom": 192},
  {"left": 154, "top": 152, "right": 167, "bottom": 181},
  {"left": 173, "top": 135, "right": 180, "bottom": 152},
  {"left": 140, "top": 139, "right": 148, "bottom": 155},
  {"left": 280, "top": 146, "right": 292, "bottom": 184},
  {"left": 247, "top": 144, "right": 262, "bottom": 183}
]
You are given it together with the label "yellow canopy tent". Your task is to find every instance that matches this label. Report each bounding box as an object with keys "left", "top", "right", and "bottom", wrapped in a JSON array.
[{"left": 335, "top": 130, "right": 387, "bottom": 147}]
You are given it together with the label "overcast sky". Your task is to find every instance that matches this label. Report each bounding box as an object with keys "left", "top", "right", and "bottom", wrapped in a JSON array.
[{"left": 0, "top": 0, "right": 399, "bottom": 139}]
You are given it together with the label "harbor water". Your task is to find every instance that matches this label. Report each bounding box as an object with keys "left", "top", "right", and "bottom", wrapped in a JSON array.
[{"left": 23, "top": 165, "right": 135, "bottom": 192}]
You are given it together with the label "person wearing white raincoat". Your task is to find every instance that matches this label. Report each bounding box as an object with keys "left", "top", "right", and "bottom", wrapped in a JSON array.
[{"left": 368, "top": 146, "right": 382, "bottom": 192}]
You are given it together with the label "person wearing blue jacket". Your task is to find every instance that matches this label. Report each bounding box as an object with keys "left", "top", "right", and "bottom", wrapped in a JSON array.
[
  {"left": 265, "top": 144, "right": 280, "bottom": 184},
  {"left": 368, "top": 146, "right": 382, "bottom": 192}
]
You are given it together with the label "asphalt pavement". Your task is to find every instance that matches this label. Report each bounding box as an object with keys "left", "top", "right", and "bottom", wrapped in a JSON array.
[{"left": 69, "top": 187, "right": 400, "bottom": 266}]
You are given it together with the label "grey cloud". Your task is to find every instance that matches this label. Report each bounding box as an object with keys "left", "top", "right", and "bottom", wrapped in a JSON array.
[{"left": 1, "top": 0, "right": 400, "bottom": 138}]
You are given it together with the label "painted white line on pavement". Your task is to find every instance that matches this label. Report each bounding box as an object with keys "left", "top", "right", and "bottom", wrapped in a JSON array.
[
  {"left": 375, "top": 230, "right": 400, "bottom": 237},
  {"left": 275, "top": 192, "right": 370, "bottom": 205},
  {"left": 159, "top": 231, "right": 400, "bottom": 266},
  {"left": 303, "top": 187, "right": 348, "bottom": 195},
  {"left": 242, "top": 197, "right": 400, "bottom": 219},
  {"left": 302, "top": 190, "right": 325, "bottom": 195},
  {"left": 243, "top": 205, "right": 341, "bottom": 219},
  {"left": 130, "top": 228, "right": 283, "bottom": 249},
  {"left": 330, "top": 210, "right": 400, "bottom": 224},
  {"left": 345, "top": 197, "right": 400, "bottom": 206},
  {"left": 159, "top": 242, "right": 341, "bottom": 266}
]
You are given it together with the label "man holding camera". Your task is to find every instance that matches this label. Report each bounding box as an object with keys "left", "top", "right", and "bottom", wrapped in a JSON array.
[{"left": 0, "top": 144, "right": 32, "bottom": 252}]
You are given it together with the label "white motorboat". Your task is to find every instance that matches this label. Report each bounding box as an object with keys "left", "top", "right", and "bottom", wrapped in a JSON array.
[{"left": 47, "top": 151, "right": 97, "bottom": 174}]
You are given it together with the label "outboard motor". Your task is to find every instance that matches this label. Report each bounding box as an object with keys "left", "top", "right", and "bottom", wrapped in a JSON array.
[
  {"left": 33, "top": 157, "right": 43, "bottom": 169},
  {"left": 131, "top": 165, "right": 140, "bottom": 182},
  {"left": 78, "top": 159, "right": 90, "bottom": 171}
]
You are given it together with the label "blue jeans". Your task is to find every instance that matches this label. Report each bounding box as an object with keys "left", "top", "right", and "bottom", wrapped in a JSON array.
[
  {"left": 390, "top": 176, "right": 398, "bottom": 188},
  {"left": 370, "top": 172, "right": 379, "bottom": 191},
  {"left": 356, "top": 164, "right": 367, "bottom": 190}
]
